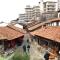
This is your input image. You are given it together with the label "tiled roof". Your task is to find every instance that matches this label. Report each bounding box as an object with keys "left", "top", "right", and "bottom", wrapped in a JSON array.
[
  {"left": 7, "top": 25, "right": 26, "bottom": 34},
  {"left": 28, "top": 18, "right": 60, "bottom": 31},
  {"left": 43, "top": 11, "right": 57, "bottom": 14},
  {"left": 31, "top": 26, "right": 60, "bottom": 42},
  {"left": 28, "top": 23, "right": 42, "bottom": 31},
  {"left": 47, "top": 18, "right": 60, "bottom": 23},
  {"left": 27, "top": 20, "right": 40, "bottom": 28},
  {"left": 0, "top": 26, "right": 24, "bottom": 40}
]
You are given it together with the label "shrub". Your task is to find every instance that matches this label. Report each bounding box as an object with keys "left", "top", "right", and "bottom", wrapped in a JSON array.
[
  {"left": 12, "top": 51, "right": 30, "bottom": 60},
  {"left": 23, "top": 53, "right": 30, "bottom": 60},
  {"left": 12, "top": 52, "right": 23, "bottom": 60}
]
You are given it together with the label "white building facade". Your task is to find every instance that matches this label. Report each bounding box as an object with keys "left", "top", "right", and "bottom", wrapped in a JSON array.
[
  {"left": 39, "top": 1, "right": 58, "bottom": 20},
  {"left": 19, "top": 14, "right": 27, "bottom": 21},
  {"left": 19, "top": 5, "right": 41, "bottom": 22},
  {"left": 25, "top": 5, "right": 33, "bottom": 21},
  {"left": 32, "top": 6, "right": 40, "bottom": 20},
  {"left": 43, "top": 1, "right": 58, "bottom": 12},
  {"left": 58, "top": 0, "right": 60, "bottom": 10}
]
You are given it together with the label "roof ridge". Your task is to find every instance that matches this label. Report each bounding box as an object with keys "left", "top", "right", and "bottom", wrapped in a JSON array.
[{"left": 7, "top": 25, "right": 24, "bottom": 34}]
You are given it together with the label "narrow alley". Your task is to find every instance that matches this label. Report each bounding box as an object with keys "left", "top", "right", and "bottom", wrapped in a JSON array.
[{"left": 30, "top": 41, "right": 45, "bottom": 60}]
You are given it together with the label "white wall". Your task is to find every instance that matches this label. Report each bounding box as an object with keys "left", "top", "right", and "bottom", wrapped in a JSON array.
[
  {"left": 58, "top": 12, "right": 60, "bottom": 18},
  {"left": 59, "top": 22, "right": 60, "bottom": 26}
]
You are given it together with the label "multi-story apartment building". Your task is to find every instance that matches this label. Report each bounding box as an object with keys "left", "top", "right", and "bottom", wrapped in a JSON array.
[
  {"left": 32, "top": 6, "right": 40, "bottom": 21},
  {"left": 39, "top": 1, "right": 58, "bottom": 20},
  {"left": 58, "top": 0, "right": 60, "bottom": 10},
  {"left": 25, "top": 5, "right": 33, "bottom": 21},
  {"left": 43, "top": 1, "right": 57, "bottom": 12},
  {"left": 19, "top": 5, "right": 41, "bottom": 22},
  {"left": 42, "top": 11, "right": 58, "bottom": 20},
  {"left": 25, "top": 5, "right": 41, "bottom": 21},
  {"left": 19, "top": 14, "right": 27, "bottom": 21}
]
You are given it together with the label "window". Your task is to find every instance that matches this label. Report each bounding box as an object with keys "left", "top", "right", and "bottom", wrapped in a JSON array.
[
  {"left": 53, "top": 22, "right": 56, "bottom": 26},
  {"left": 50, "top": 23, "right": 52, "bottom": 26},
  {"left": 59, "top": 22, "right": 60, "bottom": 26},
  {"left": 59, "top": 14, "right": 60, "bottom": 17},
  {"left": 0, "top": 40, "right": 2, "bottom": 45},
  {"left": 47, "top": 23, "right": 49, "bottom": 26},
  {"left": 52, "top": 23, "right": 54, "bottom": 26}
]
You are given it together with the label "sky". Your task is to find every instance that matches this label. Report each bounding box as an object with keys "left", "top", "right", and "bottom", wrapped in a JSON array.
[{"left": 0, "top": 0, "right": 57, "bottom": 23}]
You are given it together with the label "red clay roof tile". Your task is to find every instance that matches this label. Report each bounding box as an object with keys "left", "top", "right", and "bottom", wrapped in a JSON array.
[
  {"left": 0, "top": 27, "right": 24, "bottom": 40},
  {"left": 31, "top": 26, "right": 60, "bottom": 42}
]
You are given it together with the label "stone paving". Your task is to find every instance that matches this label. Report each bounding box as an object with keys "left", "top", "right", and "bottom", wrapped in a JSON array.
[
  {"left": 29, "top": 41, "right": 58, "bottom": 60},
  {"left": 30, "top": 41, "right": 45, "bottom": 60},
  {"left": 1, "top": 40, "right": 58, "bottom": 60}
]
